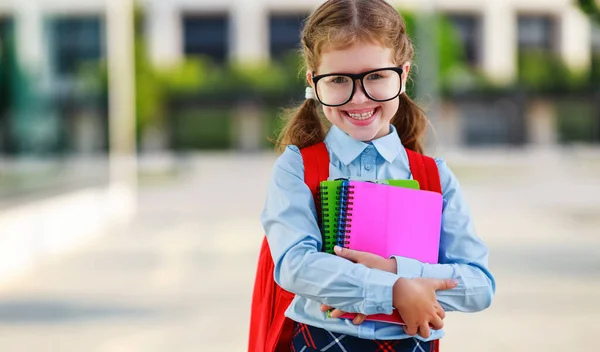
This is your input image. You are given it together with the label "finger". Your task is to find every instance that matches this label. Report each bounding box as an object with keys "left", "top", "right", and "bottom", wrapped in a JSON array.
[
  {"left": 329, "top": 309, "right": 346, "bottom": 319},
  {"left": 352, "top": 314, "right": 367, "bottom": 325},
  {"left": 320, "top": 304, "right": 333, "bottom": 312},
  {"left": 334, "top": 245, "right": 358, "bottom": 262},
  {"left": 429, "top": 313, "right": 444, "bottom": 331},
  {"left": 403, "top": 324, "right": 418, "bottom": 336},
  {"left": 418, "top": 323, "right": 431, "bottom": 338},
  {"left": 432, "top": 278, "right": 459, "bottom": 291},
  {"left": 435, "top": 304, "right": 446, "bottom": 320}
]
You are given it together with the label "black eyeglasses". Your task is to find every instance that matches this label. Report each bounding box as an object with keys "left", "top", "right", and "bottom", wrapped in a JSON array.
[{"left": 311, "top": 67, "right": 403, "bottom": 107}]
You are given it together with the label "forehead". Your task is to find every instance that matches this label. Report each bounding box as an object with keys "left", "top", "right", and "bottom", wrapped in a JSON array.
[{"left": 317, "top": 41, "right": 395, "bottom": 75}]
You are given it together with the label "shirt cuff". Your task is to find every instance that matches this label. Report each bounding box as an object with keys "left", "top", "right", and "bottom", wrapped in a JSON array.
[
  {"left": 361, "top": 269, "right": 398, "bottom": 315},
  {"left": 393, "top": 256, "right": 424, "bottom": 279}
]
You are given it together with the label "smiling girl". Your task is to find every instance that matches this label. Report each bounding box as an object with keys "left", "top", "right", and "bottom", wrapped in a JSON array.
[{"left": 256, "top": 1, "right": 495, "bottom": 351}]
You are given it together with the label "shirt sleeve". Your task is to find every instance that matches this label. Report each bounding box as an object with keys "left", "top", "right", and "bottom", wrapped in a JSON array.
[
  {"left": 392, "top": 158, "right": 496, "bottom": 312},
  {"left": 261, "top": 145, "right": 399, "bottom": 316}
]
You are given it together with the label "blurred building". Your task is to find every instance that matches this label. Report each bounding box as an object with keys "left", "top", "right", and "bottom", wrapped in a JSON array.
[
  {"left": 1, "top": 0, "right": 599, "bottom": 156},
  {"left": 0, "top": 1, "right": 108, "bottom": 157},
  {"left": 141, "top": 0, "right": 595, "bottom": 85},
  {"left": 138, "top": 0, "right": 600, "bottom": 148},
  {"left": 1, "top": 0, "right": 599, "bottom": 153},
  {"left": 0, "top": 0, "right": 135, "bottom": 284}
]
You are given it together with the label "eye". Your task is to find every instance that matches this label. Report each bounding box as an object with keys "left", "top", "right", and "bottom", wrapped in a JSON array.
[
  {"left": 366, "top": 73, "right": 384, "bottom": 80},
  {"left": 328, "top": 76, "right": 349, "bottom": 84}
]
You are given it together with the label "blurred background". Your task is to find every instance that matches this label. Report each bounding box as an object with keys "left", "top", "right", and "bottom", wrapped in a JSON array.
[{"left": 0, "top": 0, "right": 599, "bottom": 350}]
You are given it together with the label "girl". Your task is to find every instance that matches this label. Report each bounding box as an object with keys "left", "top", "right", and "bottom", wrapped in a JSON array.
[{"left": 260, "top": 0, "right": 495, "bottom": 350}]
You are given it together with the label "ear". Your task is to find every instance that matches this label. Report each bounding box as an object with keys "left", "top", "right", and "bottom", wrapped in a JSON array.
[
  {"left": 306, "top": 71, "right": 314, "bottom": 87},
  {"left": 401, "top": 62, "right": 411, "bottom": 83},
  {"left": 400, "top": 62, "right": 410, "bottom": 94}
]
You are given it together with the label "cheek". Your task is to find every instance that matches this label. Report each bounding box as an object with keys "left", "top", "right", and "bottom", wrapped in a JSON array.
[
  {"left": 383, "top": 100, "right": 400, "bottom": 120},
  {"left": 322, "top": 106, "right": 340, "bottom": 121}
]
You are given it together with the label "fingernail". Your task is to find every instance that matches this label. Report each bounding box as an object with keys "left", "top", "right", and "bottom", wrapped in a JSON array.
[
  {"left": 334, "top": 246, "right": 341, "bottom": 254},
  {"left": 452, "top": 279, "right": 459, "bottom": 286}
]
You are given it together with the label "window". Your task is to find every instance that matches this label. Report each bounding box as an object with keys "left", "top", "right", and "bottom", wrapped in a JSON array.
[
  {"left": 446, "top": 14, "right": 482, "bottom": 67},
  {"left": 0, "top": 18, "right": 13, "bottom": 101},
  {"left": 269, "top": 14, "right": 308, "bottom": 61},
  {"left": 517, "top": 15, "right": 556, "bottom": 53},
  {"left": 0, "top": 18, "right": 13, "bottom": 154},
  {"left": 182, "top": 15, "right": 229, "bottom": 63},
  {"left": 51, "top": 17, "right": 103, "bottom": 77}
]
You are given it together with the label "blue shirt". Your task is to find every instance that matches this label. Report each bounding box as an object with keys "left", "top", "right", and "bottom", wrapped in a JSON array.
[{"left": 261, "top": 125, "right": 495, "bottom": 341}]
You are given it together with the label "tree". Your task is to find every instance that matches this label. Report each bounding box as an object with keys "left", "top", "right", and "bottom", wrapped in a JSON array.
[{"left": 577, "top": 0, "right": 600, "bottom": 24}]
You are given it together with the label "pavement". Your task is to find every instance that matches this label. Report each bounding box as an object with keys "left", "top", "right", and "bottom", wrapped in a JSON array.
[{"left": 0, "top": 147, "right": 599, "bottom": 351}]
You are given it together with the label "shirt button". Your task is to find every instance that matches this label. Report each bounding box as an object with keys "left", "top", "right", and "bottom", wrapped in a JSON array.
[{"left": 365, "top": 164, "right": 373, "bottom": 171}]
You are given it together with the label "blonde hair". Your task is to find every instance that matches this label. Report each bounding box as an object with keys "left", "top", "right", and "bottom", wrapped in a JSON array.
[{"left": 274, "top": 0, "right": 430, "bottom": 154}]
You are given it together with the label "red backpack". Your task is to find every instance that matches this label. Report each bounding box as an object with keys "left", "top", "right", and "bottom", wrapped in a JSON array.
[{"left": 248, "top": 142, "right": 442, "bottom": 352}]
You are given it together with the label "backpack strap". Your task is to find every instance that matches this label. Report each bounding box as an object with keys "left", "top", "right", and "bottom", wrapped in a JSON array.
[
  {"left": 406, "top": 149, "right": 441, "bottom": 352},
  {"left": 300, "top": 142, "right": 330, "bottom": 199},
  {"left": 405, "top": 148, "right": 442, "bottom": 194}
]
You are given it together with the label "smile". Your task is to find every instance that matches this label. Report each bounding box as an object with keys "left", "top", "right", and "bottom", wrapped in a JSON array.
[
  {"left": 342, "top": 107, "right": 380, "bottom": 125},
  {"left": 346, "top": 110, "right": 375, "bottom": 120}
]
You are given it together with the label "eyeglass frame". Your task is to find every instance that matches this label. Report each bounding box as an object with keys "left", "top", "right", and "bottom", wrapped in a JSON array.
[{"left": 311, "top": 67, "right": 404, "bottom": 107}]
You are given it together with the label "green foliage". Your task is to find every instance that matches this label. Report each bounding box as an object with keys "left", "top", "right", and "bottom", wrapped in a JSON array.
[
  {"left": 133, "top": 8, "right": 207, "bottom": 137},
  {"left": 171, "top": 108, "right": 233, "bottom": 149},
  {"left": 577, "top": 0, "right": 600, "bottom": 23},
  {"left": 556, "top": 100, "right": 599, "bottom": 143},
  {"left": 401, "top": 10, "right": 487, "bottom": 94},
  {"left": 517, "top": 51, "right": 589, "bottom": 92},
  {"left": 188, "top": 51, "right": 304, "bottom": 95},
  {"left": 592, "top": 54, "right": 600, "bottom": 83}
]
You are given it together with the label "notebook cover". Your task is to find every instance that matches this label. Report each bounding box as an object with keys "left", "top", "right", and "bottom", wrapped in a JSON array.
[
  {"left": 336, "top": 179, "right": 443, "bottom": 325},
  {"left": 337, "top": 180, "right": 442, "bottom": 262},
  {"left": 319, "top": 180, "right": 343, "bottom": 254},
  {"left": 319, "top": 179, "right": 419, "bottom": 254}
]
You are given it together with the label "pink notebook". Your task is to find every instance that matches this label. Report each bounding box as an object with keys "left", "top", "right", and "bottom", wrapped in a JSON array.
[{"left": 337, "top": 179, "right": 443, "bottom": 325}]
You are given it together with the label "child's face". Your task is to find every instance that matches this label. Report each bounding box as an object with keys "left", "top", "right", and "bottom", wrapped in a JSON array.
[{"left": 308, "top": 41, "right": 410, "bottom": 142}]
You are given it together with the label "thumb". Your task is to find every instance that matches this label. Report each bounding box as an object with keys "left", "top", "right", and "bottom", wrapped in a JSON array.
[{"left": 432, "top": 278, "right": 459, "bottom": 291}]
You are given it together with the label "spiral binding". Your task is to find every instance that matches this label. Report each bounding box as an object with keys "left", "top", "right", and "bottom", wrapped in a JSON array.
[
  {"left": 318, "top": 183, "right": 336, "bottom": 252},
  {"left": 336, "top": 180, "right": 355, "bottom": 247}
]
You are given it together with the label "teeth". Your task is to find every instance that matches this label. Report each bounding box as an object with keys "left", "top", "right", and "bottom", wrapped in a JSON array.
[{"left": 347, "top": 109, "right": 375, "bottom": 120}]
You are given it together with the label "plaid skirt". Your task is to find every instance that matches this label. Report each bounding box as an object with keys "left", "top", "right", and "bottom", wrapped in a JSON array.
[{"left": 291, "top": 322, "right": 439, "bottom": 352}]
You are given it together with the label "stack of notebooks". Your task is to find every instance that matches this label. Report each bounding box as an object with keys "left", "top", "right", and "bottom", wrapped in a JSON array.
[{"left": 318, "top": 178, "right": 443, "bottom": 325}]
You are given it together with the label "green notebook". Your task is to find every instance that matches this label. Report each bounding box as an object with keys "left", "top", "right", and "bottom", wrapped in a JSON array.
[{"left": 318, "top": 179, "right": 420, "bottom": 254}]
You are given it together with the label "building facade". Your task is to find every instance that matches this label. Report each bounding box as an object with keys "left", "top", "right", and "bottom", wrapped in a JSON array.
[
  {"left": 1, "top": 0, "right": 597, "bottom": 85},
  {"left": 0, "top": 0, "right": 599, "bottom": 155}
]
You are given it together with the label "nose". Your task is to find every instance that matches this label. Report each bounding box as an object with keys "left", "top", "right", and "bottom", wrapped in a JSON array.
[{"left": 349, "top": 80, "right": 369, "bottom": 104}]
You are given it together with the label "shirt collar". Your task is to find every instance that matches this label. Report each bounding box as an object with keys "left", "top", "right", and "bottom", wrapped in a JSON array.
[{"left": 324, "top": 125, "right": 404, "bottom": 165}]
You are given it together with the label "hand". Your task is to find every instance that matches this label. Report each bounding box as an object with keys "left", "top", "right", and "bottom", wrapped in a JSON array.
[
  {"left": 319, "top": 246, "right": 395, "bottom": 325},
  {"left": 333, "top": 245, "right": 397, "bottom": 273},
  {"left": 392, "top": 277, "right": 457, "bottom": 338},
  {"left": 319, "top": 304, "right": 367, "bottom": 325}
]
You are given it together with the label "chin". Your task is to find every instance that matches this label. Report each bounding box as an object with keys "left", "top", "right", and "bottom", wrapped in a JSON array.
[{"left": 345, "top": 128, "right": 380, "bottom": 142}]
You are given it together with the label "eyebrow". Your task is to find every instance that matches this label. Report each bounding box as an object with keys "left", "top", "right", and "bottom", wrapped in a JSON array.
[
  {"left": 316, "top": 66, "right": 397, "bottom": 75},
  {"left": 314, "top": 66, "right": 400, "bottom": 77}
]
